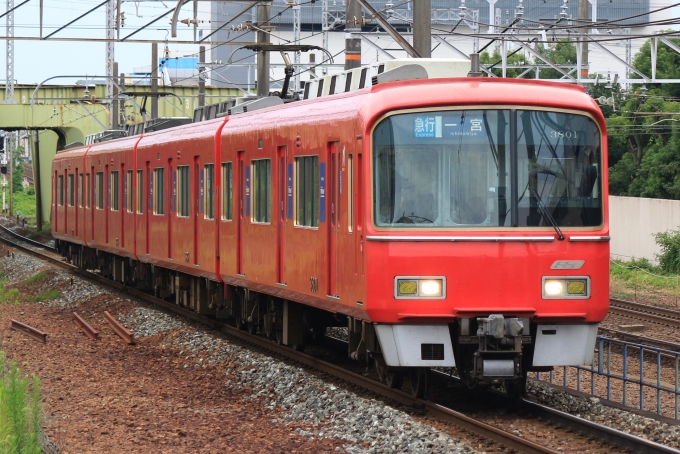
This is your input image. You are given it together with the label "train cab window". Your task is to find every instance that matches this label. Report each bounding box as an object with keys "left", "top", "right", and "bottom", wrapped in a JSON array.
[
  {"left": 222, "top": 162, "right": 233, "bottom": 220},
  {"left": 177, "top": 166, "right": 190, "bottom": 217},
  {"left": 251, "top": 159, "right": 271, "bottom": 223},
  {"left": 153, "top": 168, "right": 165, "bottom": 215},
  {"left": 136, "top": 170, "right": 143, "bottom": 214},
  {"left": 204, "top": 164, "right": 214, "bottom": 220},
  {"left": 110, "top": 171, "right": 119, "bottom": 211},
  {"left": 294, "top": 156, "right": 319, "bottom": 228},
  {"left": 126, "top": 170, "right": 133, "bottom": 213},
  {"left": 78, "top": 174, "right": 84, "bottom": 208},
  {"left": 95, "top": 172, "right": 104, "bottom": 209},
  {"left": 68, "top": 174, "right": 74, "bottom": 207},
  {"left": 58, "top": 175, "right": 64, "bottom": 206}
]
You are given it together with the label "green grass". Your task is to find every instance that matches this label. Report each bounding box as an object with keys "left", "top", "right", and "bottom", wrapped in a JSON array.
[
  {"left": 610, "top": 259, "right": 680, "bottom": 297},
  {"left": 19, "top": 273, "right": 47, "bottom": 285},
  {"left": 9, "top": 191, "right": 37, "bottom": 229},
  {"left": 0, "top": 352, "right": 42, "bottom": 454},
  {"left": 27, "top": 289, "right": 61, "bottom": 303}
]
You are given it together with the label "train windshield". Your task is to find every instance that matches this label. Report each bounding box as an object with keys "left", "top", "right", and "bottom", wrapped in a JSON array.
[{"left": 372, "top": 109, "right": 602, "bottom": 228}]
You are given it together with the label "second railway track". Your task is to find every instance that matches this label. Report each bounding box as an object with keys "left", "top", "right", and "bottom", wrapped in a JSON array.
[
  {"left": 0, "top": 223, "right": 678, "bottom": 454},
  {"left": 610, "top": 298, "right": 680, "bottom": 328}
]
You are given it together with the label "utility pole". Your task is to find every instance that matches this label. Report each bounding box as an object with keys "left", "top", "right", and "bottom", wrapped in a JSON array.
[
  {"left": 106, "top": 0, "right": 115, "bottom": 118},
  {"left": 4, "top": 0, "right": 16, "bottom": 104},
  {"left": 198, "top": 45, "right": 205, "bottom": 108},
  {"left": 256, "top": 2, "right": 271, "bottom": 97},
  {"left": 119, "top": 71, "right": 126, "bottom": 128},
  {"left": 344, "top": 0, "right": 362, "bottom": 70},
  {"left": 112, "top": 62, "right": 119, "bottom": 130},
  {"left": 9, "top": 132, "right": 13, "bottom": 218},
  {"left": 578, "top": 0, "right": 589, "bottom": 85},
  {"left": 151, "top": 44, "right": 159, "bottom": 119},
  {"left": 413, "top": 0, "right": 431, "bottom": 58}
]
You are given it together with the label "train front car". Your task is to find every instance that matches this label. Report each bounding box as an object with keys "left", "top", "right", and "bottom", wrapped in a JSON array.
[{"left": 363, "top": 78, "right": 609, "bottom": 396}]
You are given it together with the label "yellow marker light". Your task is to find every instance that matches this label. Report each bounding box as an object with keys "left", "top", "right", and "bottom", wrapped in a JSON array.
[
  {"left": 398, "top": 280, "right": 418, "bottom": 296},
  {"left": 420, "top": 280, "right": 441, "bottom": 296},
  {"left": 544, "top": 280, "right": 564, "bottom": 296},
  {"left": 567, "top": 280, "right": 586, "bottom": 295}
]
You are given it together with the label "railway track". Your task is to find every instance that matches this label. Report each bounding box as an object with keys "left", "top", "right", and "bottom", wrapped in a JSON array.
[
  {"left": 1, "top": 224, "right": 677, "bottom": 454},
  {"left": 610, "top": 298, "right": 680, "bottom": 328}
]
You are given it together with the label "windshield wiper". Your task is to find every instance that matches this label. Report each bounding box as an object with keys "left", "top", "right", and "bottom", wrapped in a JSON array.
[{"left": 528, "top": 185, "right": 565, "bottom": 241}]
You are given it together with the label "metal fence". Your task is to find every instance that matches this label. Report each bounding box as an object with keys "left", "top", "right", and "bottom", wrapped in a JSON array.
[{"left": 535, "top": 336, "right": 680, "bottom": 419}]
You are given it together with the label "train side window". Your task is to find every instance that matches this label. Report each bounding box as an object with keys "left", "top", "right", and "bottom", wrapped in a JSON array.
[
  {"left": 126, "top": 170, "right": 133, "bottom": 213},
  {"left": 58, "top": 175, "right": 64, "bottom": 206},
  {"left": 177, "top": 166, "right": 190, "bottom": 217},
  {"left": 68, "top": 174, "right": 74, "bottom": 207},
  {"left": 96, "top": 172, "right": 104, "bottom": 209},
  {"left": 78, "top": 174, "right": 83, "bottom": 208},
  {"left": 153, "top": 168, "right": 165, "bottom": 215},
  {"left": 86, "top": 173, "right": 90, "bottom": 208},
  {"left": 110, "top": 171, "right": 119, "bottom": 211},
  {"left": 348, "top": 154, "right": 353, "bottom": 232},
  {"left": 204, "top": 164, "right": 214, "bottom": 220},
  {"left": 136, "top": 170, "right": 143, "bottom": 213},
  {"left": 294, "top": 155, "right": 319, "bottom": 228},
  {"left": 251, "top": 159, "right": 271, "bottom": 223},
  {"left": 222, "top": 162, "right": 233, "bottom": 220}
]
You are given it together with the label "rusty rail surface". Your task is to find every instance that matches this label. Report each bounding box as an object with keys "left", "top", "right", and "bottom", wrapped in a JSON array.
[
  {"left": 610, "top": 298, "right": 680, "bottom": 328},
  {"left": 103, "top": 311, "right": 135, "bottom": 345},
  {"left": 73, "top": 312, "right": 99, "bottom": 340},
  {"left": 10, "top": 319, "right": 47, "bottom": 343}
]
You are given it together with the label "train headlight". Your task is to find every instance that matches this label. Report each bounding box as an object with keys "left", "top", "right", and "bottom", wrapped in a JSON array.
[
  {"left": 395, "top": 277, "right": 446, "bottom": 299},
  {"left": 542, "top": 276, "right": 590, "bottom": 299}
]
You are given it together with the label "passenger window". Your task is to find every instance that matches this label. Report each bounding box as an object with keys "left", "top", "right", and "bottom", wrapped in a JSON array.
[
  {"left": 204, "top": 164, "right": 214, "bottom": 220},
  {"left": 78, "top": 174, "right": 83, "bottom": 208},
  {"left": 222, "top": 162, "right": 233, "bottom": 220},
  {"left": 153, "top": 168, "right": 165, "bottom": 215},
  {"left": 68, "top": 174, "right": 74, "bottom": 207},
  {"left": 86, "top": 173, "right": 91, "bottom": 208},
  {"left": 96, "top": 172, "right": 104, "bottom": 209},
  {"left": 126, "top": 170, "right": 133, "bottom": 213},
  {"left": 110, "top": 171, "right": 119, "bottom": 211},
  {"left": 177, "top": 166, "right": 190, "bottom": 217},
  {"left": 251, "top": 159, "right": 271, "bottom": 223},
  {"left": 294, "top": 155, "right": 319, "bottom": 227},
  {"left": 58, "top": 175, "right": 64, "bottom": 206},
  {"left": 136, "top": 170, "right": 143, "bottom": 214}
]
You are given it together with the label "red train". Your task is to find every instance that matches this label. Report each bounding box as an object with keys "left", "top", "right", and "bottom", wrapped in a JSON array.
[{"left": 52, "top": 60, "right": 609, "bottom": 397}]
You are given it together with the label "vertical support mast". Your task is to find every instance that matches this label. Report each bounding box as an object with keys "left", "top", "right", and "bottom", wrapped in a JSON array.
[
  {"left": 293, "top": 0, "right": 301, "bottom": 92},
  {"left": 256, "top": 2, "right": 271, "bottom": 97},
  {"left": 578, "top": 0, "right": 589, "bottom": 85},
  {"left": 413, "top": 0, "right": 431, "bottom": 58},
  {"left": 344, "top": 0, "right": 361, "bottom": 70},
  {"left": 4, "top": 0, "right": 16, "bottom": 104},
  {"left": 106, "top": 0, "right": 115, "bottom": 124}
]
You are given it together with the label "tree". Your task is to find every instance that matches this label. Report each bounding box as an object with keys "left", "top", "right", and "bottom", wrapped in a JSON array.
[
  {"left": 479, "top": 46, "right": 531, "bottom": 78},
  {"left": 535, "top": 40, "right": 577, "bottom": 80}
]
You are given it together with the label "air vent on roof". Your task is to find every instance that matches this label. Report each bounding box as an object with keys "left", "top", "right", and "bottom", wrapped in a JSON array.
[{"left": 372, "top": 64, "right": 429, "bottom": 86}]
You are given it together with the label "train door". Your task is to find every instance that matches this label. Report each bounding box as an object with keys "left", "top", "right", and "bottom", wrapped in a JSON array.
[
  {"left": 194, "top": 156, "right": 200, "bottom": 265},
  {"left": 356, "top": 148, "right": 364, "bottom": 277},
  {"left": 237, "top": 150, "right": 245, "bottom": 275},
  {"left": 277, "top": 146, "right": 287, "bottom": 284},
  {"left": 121, "top": 165, "right": 125, "bottom": 248},
  {"left": 327, "top": 142, "right": 339, "bottom": 297},
  {"left": 90, "top": 168, "right": 95, "bottom": 242}
]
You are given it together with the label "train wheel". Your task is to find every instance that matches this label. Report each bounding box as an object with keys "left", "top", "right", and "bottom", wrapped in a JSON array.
[
  {"left": 409, "top": 368, "right": 428, "bottom": 399},
  {"left": 505, "top": 376, "right": 527, "bottom": 399},
  {"left": 386, "top": 371, "right": 404, "bottom": 390}
]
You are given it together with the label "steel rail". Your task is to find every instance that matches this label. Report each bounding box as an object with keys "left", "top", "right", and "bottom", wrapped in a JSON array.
[
  {"left": 73, "top": 312, "right": 99, "bottom": 340},
  {"left": 0, "top": 221, "right": 57, "bottom": 252},
  {"left": 1, "top": 229, "right": 677, "bottom": 453},
  {"left": 610, "top": 298, "right": 680, "bottom": 328},
  {"left": 103, "top": 311, "right": 135, "bottom": 345},
  {"left": 10, "top": 319, "right": 47, "bottom": 343},
  {"left": 598, "top": 327, "right": 680, "bottom": 351}
]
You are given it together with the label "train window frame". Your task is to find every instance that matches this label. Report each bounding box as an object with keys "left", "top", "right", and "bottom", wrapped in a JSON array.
[
  {"left": 153, "top": 168, "right": 165, "bottom": 215},
  {"left": 204, "top": 163, "right": 214, "bottom": 220},
  {"left": 294, "top": 155, "right": 319, "bottom": 228},
  {"left": 176, "top": 165, "right": 190, "bottom": 217},
  {"left": 136, "top": 170, "right": 143, "bottom": 214},
  {"left": 221, "top": 162, "right": 233, "bottom": 221},
  {"left": 110, "top": 170, "right": 119, "bottom": 211},
  {"left": 95, "top": 172, "right": 104, "bottom": 210},
  {"left": 58, "top": 175, "right": 64, "bottom": 206},
  {"left": 68, "top": 174, "right": 74, "bottom": 207},
  {"left": 86, "top": 173, "right": 90, "bottom": 208},
  {"left": 126, "top": 170, "right": 133, "bottom": 213},
  {"left": 251, "top": 159, "right": 271, "bottom": 224},
  {"left": 78, "top": 173, "right": 84, "bottom": 208}
]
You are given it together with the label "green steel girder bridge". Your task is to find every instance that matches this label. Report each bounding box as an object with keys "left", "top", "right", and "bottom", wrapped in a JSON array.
[{"left": 1, "top": 83, "right": 240, "bottom": 225}]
